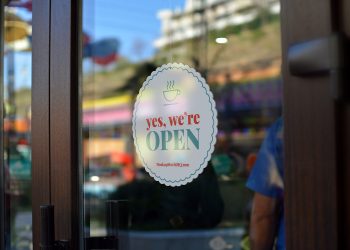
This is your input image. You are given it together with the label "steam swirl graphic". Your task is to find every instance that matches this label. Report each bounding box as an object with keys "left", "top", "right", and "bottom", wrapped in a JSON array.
[{"left": 167, "top": 80, "right": 175, "bottom": 90}]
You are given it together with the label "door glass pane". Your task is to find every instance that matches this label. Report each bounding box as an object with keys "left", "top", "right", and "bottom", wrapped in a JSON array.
[
  {"left": 82, "top": 0, "right": 282, "bottom": 249},
  {"left": 2, "top": 2, "right": 33, "bottom": 250}
]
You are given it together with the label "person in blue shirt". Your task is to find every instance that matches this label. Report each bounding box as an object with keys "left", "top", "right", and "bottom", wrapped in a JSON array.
[{"left": 246, "top": 117, "right": 285, "bottom": 250}]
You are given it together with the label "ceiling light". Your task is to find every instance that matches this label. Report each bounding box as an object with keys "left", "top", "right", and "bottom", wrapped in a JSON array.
[
  {"left": 90, "top": 176, "right": 100, "bottom": 182},
  {"left": 215, "top": 37, "right": 228, "bottom": 44}
]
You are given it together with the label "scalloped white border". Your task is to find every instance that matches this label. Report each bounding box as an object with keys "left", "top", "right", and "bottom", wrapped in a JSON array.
[{"left": 132, "top": 63, "right": 218, "bottom": 187}]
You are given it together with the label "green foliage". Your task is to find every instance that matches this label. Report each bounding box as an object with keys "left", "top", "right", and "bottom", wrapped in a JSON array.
[
  {"left": 251, "top": 28, "right": 266, "bottom": 41},
  {"left": 247, "top": 17, "right": 263, "bottom": 30},
  {"left": 209, "top": 13, "right": 279, "bottom": 43}
]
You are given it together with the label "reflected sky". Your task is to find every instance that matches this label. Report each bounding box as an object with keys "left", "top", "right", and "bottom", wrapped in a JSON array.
[
  {"left": 83, "top": 0, "right": 184, "bottom": 61},
  {"left": 4, "top": 7, "right": 32, "bottom": 90},
  {"left": 9, "top": 1, "right": 186, "bottom": 89}
]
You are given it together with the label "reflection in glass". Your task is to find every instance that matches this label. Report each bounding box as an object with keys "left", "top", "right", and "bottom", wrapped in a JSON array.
[
  {"left": 82, "top": 0, "right": 282, "bottom": 249},
  {"left": 3, "top": 2, "right": 33, "bottom": 249}
]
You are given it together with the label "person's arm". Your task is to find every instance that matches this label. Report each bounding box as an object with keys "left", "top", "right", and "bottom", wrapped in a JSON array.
[{"left": 250, "top": 192, "right": 280, "bottom": 250}]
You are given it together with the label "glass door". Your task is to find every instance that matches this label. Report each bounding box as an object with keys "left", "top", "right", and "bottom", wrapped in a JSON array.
[
  {"left": 1, "top": 1, "right": 33, "bottom": 249},
  {"left": 81, "top": 0, "right": 283, "bottom": 249},
  {"left": 1, "top": 0, "right": 345, "bottom": 249}
]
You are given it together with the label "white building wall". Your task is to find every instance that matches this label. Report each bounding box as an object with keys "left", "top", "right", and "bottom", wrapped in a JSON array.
[{"left": 154, "top": 0, "right": 280, "bottom": 48}]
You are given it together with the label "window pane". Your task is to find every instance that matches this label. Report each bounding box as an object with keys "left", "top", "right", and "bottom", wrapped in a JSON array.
[
  {"left": 82, "top": 0, "right": 282, "bottom": 249},
  {"left": 3, "top": 3, "right": 32, "bottom": 249}
]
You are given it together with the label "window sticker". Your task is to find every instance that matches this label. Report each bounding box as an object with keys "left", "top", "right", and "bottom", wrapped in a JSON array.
[{"left": 133, "top": 63, "right": 218, "bottom": 186}]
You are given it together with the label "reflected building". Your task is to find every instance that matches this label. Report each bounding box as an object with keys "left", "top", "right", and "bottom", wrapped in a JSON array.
[{"left": 155, "top": 0, "right": 280, "bottom": 48}]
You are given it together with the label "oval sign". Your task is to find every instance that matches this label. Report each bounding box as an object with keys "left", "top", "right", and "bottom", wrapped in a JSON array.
[{"left": 133, "top": 63, "right": 218, "bottom": 186}]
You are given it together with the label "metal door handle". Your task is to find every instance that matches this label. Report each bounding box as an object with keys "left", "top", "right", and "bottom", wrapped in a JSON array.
[
  {"left": 106, "top": 200, "right": 129, "bottom": 237},
  {"left": 288, "top": 33, "right": 349, "bottom": 100},
  {"left": 85, "top": 200, "right": 130, "bottom": 250}
]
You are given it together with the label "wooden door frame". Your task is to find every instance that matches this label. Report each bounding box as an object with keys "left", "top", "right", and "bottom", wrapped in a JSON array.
[
  {"left": 32, "top": 0, "right": 51, "bottom": 248},
  {"left": 49, "top": 0, "right": 81, "bottom": 248},
  {"left": 0, "top": 0, "right": 5, "bottom": 249},
  {"left": 339, "top": 1, "right": 350, "bottom": 249},
  {"left": 281, "top": 0, "right": 342, "bottom": 249},
  {"left": 32, "top": 0, "right": 81, "bottom": 249}
]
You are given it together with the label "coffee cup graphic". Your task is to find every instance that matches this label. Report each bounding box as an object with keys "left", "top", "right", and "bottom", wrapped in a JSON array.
[
  {"left": 163, "top": 80, "right": 181, "bottom": 102},
  {"left": 163, "top": 89, "right": 181, "bottom": 102}
]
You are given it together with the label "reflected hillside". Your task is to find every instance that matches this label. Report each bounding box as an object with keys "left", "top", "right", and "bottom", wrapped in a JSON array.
[{"left": 83, "top": 18, "right": 281, "bottom": 101}]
